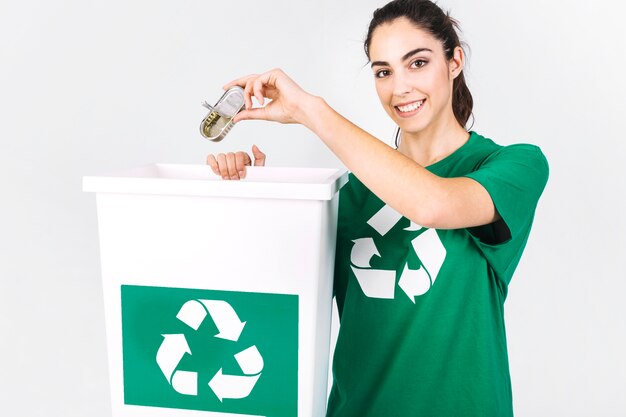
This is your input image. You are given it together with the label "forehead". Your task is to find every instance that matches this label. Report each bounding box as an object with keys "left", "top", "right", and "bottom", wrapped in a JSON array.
[{"left": 369, "top": 17, "right": 442, "bottom": 61}]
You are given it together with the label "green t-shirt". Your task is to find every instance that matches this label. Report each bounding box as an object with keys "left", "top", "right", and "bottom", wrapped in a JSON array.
[{"left": 326, "top": 131, "right": 549, "bottom": 417}]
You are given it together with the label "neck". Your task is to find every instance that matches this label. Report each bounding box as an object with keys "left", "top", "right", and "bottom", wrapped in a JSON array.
[{"left": 397, "top": 117, "right": 470, "bottom": 167}]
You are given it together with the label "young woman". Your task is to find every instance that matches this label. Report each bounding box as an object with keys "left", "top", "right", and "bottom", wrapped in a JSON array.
[{"left": 206, "top": 0, "right": 548, "bottom": 415}]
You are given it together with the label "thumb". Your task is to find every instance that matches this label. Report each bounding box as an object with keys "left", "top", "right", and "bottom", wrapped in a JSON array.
[{"left": 252, "top": 144, "right": 266, "bottom": 166}]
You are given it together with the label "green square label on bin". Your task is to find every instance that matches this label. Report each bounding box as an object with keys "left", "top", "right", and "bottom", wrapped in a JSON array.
[{"left": 121, "top": 284, "right": 299, "bottom": 416}]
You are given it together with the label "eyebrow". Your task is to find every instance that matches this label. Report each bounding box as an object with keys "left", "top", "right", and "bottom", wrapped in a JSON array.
[{"left": 370, "top": 47, "right": 433, "bottom": 68}]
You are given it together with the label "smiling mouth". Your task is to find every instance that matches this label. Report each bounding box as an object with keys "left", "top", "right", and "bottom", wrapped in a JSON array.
[{"left": 395, "top": 99, "right": 426, "bottom": 113}]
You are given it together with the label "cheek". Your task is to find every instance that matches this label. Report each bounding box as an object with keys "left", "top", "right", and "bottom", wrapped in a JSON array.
[
  {"left": 375, "top": 83, "right": 393, "bottom": 111},
  {"left": 428, "top": 67, "right": 453, "bottom": 98},
  {"left": 374, "top": 82, "right": 389, "bottom": 103}
]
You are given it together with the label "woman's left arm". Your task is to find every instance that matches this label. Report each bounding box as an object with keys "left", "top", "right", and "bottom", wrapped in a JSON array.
[{"left": 227, "top": 69, "right": 498, "bottom": 230}]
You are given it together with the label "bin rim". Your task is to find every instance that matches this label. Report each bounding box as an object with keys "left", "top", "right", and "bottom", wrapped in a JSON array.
[{"left": 83, "top": 163, "right": 349, "bottom": 201}]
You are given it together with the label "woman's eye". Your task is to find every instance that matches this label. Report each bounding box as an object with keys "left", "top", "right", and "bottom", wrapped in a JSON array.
[
  {"left": 411, "top": 59, "right": 427, "bottom": 69},
  {"left": 375, "top": 69, "right": 390, "bottom": 78}
]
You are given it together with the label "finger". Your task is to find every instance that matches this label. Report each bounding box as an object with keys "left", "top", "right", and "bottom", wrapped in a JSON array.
[
  {"left": 235, "top": 152, "right": 251, "bottom": 178},
  {"left": 253, "top": 78, "right": 265, "bottom": 106},
  {"left": 252, "top": 144, "right": 266, "bottom": 166},
  {"left": 232, "top": 107, "right": 269, "bottom": 123},
  {"left": 206, "top": 154, "right": 220, "bottom": 175},
  {"left": 244, "top": 77, "right": 256, "bottom": 110},
  {"left": 217, "top": 153, "right": 229, "bottom": 180},
  {"left": 225, "top": 152, "right": 239, "bottom": 180},
  {"left": 223, "top": 74, "right": 258, "bottom": 90}
]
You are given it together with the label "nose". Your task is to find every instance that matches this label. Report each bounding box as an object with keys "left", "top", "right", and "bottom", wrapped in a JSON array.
[{"left": 392, "top": 69, "right": 412, "bottom": 97}]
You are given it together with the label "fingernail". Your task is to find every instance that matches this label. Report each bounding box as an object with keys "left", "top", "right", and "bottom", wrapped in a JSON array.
[
  {"left": 239, "top": 171, "right": 245, "bottom": 178},
  {"left": 231, "top": 175, "right": 238, "bottom": 180}
]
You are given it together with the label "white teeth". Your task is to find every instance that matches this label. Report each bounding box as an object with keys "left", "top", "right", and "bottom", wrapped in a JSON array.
[{"left": 397, "top": 100, "right": 424, "bottom": 113}]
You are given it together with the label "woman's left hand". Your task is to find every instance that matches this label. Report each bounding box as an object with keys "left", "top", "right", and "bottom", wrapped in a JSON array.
[
  {"left": 206, "top": 145, "right": 266, "bottom": 180},
  {"left": 223, "top": 68, "right": 316, "bottom": 125}
]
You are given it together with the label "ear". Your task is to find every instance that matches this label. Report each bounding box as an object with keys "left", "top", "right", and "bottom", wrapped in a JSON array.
[{"left": 449, "top": 46, "right": 465, "bottom": 80}]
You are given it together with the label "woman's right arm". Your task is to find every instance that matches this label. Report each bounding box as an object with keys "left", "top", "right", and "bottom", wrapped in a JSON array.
[{"left": 224, "top": 69, "right": 499, "bottom": 230}]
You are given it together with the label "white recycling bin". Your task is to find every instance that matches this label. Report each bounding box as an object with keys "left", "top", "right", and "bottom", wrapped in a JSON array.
[{"left": 83, "top": 163, "right": 348, "bottom": 417}]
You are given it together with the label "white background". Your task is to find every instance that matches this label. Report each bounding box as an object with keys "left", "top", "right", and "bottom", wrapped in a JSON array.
[{"left": 1, "top": 0, "right": 625, "bottom": 416}]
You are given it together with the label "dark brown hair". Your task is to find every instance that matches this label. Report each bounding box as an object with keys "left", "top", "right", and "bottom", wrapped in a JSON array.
[{"left": 364, "top": 0, "right": 474, "bottom": 142}]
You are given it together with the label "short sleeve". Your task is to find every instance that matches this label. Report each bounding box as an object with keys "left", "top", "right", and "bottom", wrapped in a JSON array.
[{"left": 463, "top": 144, "right": 549, "bottom": 280}]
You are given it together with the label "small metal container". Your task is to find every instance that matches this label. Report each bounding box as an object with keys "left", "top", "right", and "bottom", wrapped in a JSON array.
[{"left": 199, "top": 86, "right": 246, "bottom": 142}]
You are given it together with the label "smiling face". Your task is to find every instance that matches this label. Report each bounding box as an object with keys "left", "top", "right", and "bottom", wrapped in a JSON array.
[{"left": 369, "top": 17, "right": 464, "bottom": 136}]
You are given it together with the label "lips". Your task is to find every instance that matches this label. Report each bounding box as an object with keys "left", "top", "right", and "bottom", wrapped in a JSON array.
[
  {"left": 396, "top": 99, "right": 425, "bottom": 112},
  {"left": 394, "top": 99, "right": 426, "bottom": 117}
]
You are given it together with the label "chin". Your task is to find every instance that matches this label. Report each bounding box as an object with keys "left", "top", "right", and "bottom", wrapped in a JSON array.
[
  {"left": 388, "top": 111, "right": 429, "bottom": 134},
  {"left": 397, "top": 120, "right": 429, "bottom": 135}
]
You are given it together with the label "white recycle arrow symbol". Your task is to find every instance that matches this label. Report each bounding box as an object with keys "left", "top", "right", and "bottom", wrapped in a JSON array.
[
  {"left": 156, "top": 299, "right": 263, "bottom": 400},
  {"left": 234, "top": 345, "right": 264, "bottom": 375},
  {"left": 177, "top": 299, "right": 246, "bottom": 341},
  {"left": 209, "top": 345, "right": 264, "bottom": 402},
  {"left": 404, "top": 220, "right": 424, "bottom": 231},
  {"left": 156, "top": 334, "right": 190, "bottom": 383},
  {"left": 351, "top": 204, "right": 446, "bottom": 301},
  {"left": 209, "top": 370, "right": 261, "bottom": 402},
  {"left": 399, "top": 227, "right": 447, "bottom": 302},
  {"left": 351, "top": 237, "right": 380, "bottom": 268},
  {"left": 398, "top": 264, "right": 431, "bottom": 301},
  {"left": 367, "top": 203, "right": 404, "bottom": 236},
  {"left": 351, "top": 237, "right": 395, "bottom": 299},
  {"left": 156, "top": 334, "right": 197, "bottom": 395}
]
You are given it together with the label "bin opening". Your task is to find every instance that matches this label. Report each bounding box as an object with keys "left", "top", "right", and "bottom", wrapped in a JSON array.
[
  {"left": 116, "top": 164, "right": 339, "bottom": 184},
  {"left": 83, "top": 164, "right": 349, "bottom": 201}
]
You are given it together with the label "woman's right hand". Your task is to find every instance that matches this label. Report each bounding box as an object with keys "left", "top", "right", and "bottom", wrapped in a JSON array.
[
  {"left": 206, "top": 144, "right": 266, "bottom": 180},
  {"left": 224, "top": 69, "right": 315, "bottom": 126}
]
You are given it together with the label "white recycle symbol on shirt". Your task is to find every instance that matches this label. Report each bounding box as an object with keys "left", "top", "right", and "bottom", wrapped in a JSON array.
[
  {"left": 156, "top": 299, "right": 264, "bottom": 401},
  {"left": 351, "top": 204, "right": 447, "bottom": 302}
]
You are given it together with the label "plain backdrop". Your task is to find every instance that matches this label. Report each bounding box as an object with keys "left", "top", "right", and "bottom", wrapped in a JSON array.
[{"left": 1, "top": 0, "right": 625, "bottom": 416}]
